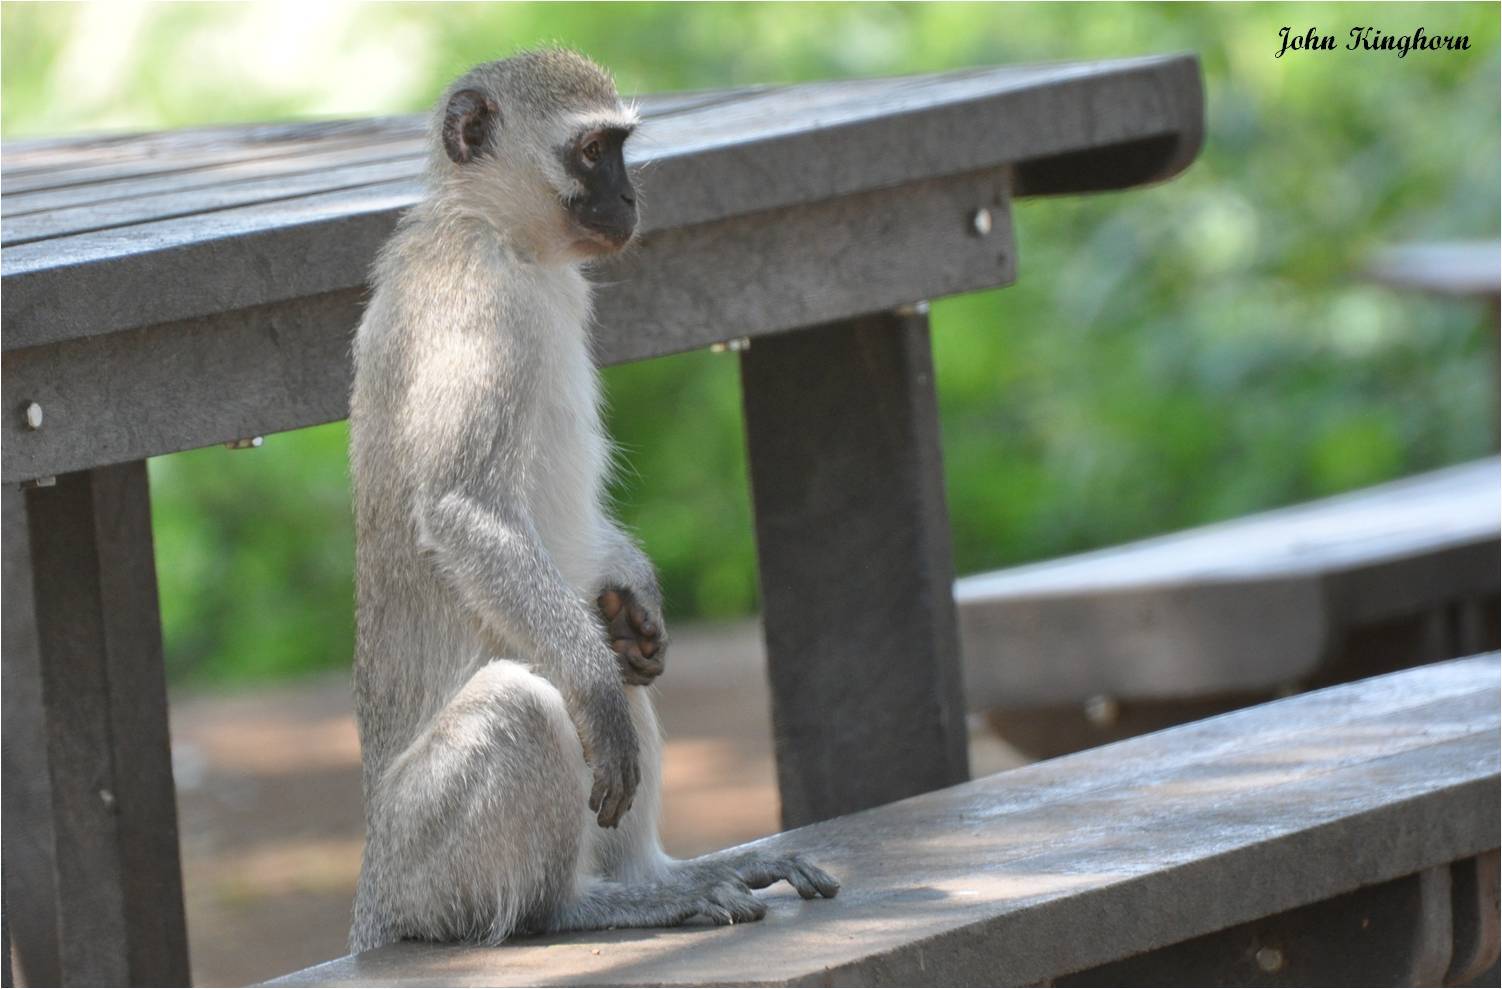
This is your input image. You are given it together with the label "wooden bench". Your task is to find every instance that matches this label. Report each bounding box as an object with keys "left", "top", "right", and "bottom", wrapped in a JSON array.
[
  {"left": 268, "top": 657, "right": 1501, "bottom": 987},
  {"left": 957, "top": 457, "right": 1501, "bottom": 755},
  {"left": 1365, "top": 240, "right": 1502, "bottom": 302},
  {"left": 1, "top": 56, "right": 1204, "bottom": 985}
]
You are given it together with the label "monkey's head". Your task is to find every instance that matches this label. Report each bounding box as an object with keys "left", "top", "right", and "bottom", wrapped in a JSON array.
[{"left": 433, "top": 49, "right": 640, "bottom": 262}]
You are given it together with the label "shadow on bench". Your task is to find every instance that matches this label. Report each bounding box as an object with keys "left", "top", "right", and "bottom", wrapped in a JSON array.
[{"left": 267, "top": 656, "right": 1500, "bottom": 987}]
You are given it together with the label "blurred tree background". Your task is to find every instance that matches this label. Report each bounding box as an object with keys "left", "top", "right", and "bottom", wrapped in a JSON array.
[{"left": 3, "top": 2, "right": 1496, "bottom": 686}]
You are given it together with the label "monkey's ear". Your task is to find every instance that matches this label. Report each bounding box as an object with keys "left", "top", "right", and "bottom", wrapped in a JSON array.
[{"left": 442, "top": 89, "right": 501, "bottom": 164}]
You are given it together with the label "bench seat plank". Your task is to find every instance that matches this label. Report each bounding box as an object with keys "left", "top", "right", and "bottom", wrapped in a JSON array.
[
  {"left": 958, "top": 457, "right": 1501, "bottom": 707},
  {"left": 266, "top": 656, "right": 1500, "bottom": 987}
]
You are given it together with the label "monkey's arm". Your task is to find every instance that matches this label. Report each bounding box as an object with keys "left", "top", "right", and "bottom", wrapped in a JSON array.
[
  {"left": 595, "top": 526, "right": 668, "bottom": 686},
  {"left": 400, "top": 290, "right": 640, "bottom": 828},
  {"left": 420, "top": 488, "right": 640, "bottom": 827}
]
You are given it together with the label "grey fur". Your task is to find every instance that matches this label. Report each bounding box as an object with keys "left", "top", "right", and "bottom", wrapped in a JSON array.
[{"left": 348, "top": 49, "right": 837, "bottom": 954}]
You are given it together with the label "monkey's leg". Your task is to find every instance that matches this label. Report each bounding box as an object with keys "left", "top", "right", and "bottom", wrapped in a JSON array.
[
  {"left": 351, "top": 660, "right": 592, "bottom": 952},
  {"left": 546, "top": 873, "right": 767, "bottom": 931},
  {"left": 581, "top": 692, "right": 838, "bottom": 917}
]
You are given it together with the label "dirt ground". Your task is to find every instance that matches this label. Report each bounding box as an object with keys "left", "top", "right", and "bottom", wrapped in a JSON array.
[{"left": 165, "top": 620, "right": 1025, "bottom": 986}]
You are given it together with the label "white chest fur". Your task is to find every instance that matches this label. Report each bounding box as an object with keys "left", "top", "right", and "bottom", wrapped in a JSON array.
[{"left": 515, "top": 265, "right": 610, "bottom": 593}]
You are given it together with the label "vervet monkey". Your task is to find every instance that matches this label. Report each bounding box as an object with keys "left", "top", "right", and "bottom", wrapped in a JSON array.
[{"left": 348, "top": 49, "right": 838, "bottom": 952}]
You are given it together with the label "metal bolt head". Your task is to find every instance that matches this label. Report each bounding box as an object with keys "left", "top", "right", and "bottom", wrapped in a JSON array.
[
  {"left": 22, "top": 401, "right": 43, "bottom": 430},
  {"left": 99, "top": 788, "right": 116, "bottom": 810},
  {"left": 1255, "top": 946, "right": 1284, "bottom": 973},
  {"left": 1084, "top": 694, "right": 1120, "bottom": 728},
  {"left": 971, "top": 208, "right": 993, "bottom": 237}
]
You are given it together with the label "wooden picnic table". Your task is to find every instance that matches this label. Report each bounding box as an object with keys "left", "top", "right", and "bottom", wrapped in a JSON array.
[{"left": 1, "top": 55, "right": 1203, "bottom": 985}]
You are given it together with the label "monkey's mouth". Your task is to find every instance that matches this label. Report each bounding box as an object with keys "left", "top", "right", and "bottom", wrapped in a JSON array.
[{"left": 572, "top": 220, "right": 635, "bottom": 254}]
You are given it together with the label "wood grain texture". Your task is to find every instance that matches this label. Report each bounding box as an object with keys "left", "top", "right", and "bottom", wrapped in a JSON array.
[
  {"left": 741, "top": 309, "right": 970, "bottom": 827},
  {"left": 23, "top": 464, "right": 190, "bottom": 987},
  {"left": 957, "top": 457, "right": 1501, "bottom": 707},
  {"left": 265, "top": 656, "right": 1501, "bottom": 987},
  {"left": 0, "top": 489, "right": 60, "bottom": 989},
  {"left": 2, "top": 169, "right": 1016, "bottom": 482},
  {"left": 2, "top": 55, "right": 1202, "bottom": 350}
]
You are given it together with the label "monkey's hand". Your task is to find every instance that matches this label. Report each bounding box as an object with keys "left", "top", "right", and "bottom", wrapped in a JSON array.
[
  {"left": 597, "top": 586, "right": 667, "bottom": 686},
  {"left": 577, "top": 680, "right": 641, "bottom": 828}
]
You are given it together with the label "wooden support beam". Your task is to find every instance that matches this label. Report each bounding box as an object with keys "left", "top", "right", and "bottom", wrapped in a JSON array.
[
  {"left": 24, "top": 463, "right": 189, "bottom": 986},
  {"left": 1, "top": 487, "right": 60, "bottom": 988},
  {"left": 741, "top": 307, "right": 969, "bottom": 827}
]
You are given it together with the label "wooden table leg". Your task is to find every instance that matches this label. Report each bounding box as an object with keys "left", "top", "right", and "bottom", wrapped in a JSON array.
[
  {"left": 741, "top": 307, "right": 970, "bottom": 828},
  {"left": 23, "top": 463, "right": 190, "bottom": 986},
  {"left": 3, "top": 486, "right": 61, "bottom": 988}
]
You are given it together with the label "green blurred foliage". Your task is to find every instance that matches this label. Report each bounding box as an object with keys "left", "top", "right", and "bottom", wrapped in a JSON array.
[{"left": 3, "top": 3, "right": 1496, "bottom": 685}]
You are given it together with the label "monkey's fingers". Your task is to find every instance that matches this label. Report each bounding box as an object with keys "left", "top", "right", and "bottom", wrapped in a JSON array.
[
  {"left": 589, "top": 770, "right": 608, "bottom": 815},
  {"left": 597, "top": 782, "right": 627, "bottom": 828}
]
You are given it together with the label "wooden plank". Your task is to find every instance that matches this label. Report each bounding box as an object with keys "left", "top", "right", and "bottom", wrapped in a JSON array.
[
  {"left": 2, "top": 164, "right": 1017, "bottom": 482},
  {"left": 0, "top": 118, "right": 424, "bottom": 190},
  {"left": 2, "top": 55, "right": 1202, "bottom": 351},
  {"left": 265, "top": 656, "right": 1501, "bottom": 987},
  {"left": 0, "top": 88, "right": 777, "bottom": 229},
  {"left": 0, "top": 89, "right": 739, "bottom": 173},
  {"left": 1366, "top": 240, "right": 1502, "bottom": 299},
  {"left": 741, "top": 308, "right": 970, "bottom": 827},
  {"left": 1058, "top": 866, "right": 1460, "bottom": 986},
  {"left": 4, "top": 153, "right": 425, "bottom": 244},
  {"left": 0, "top": 488, "right": 60, "bottom": 989},
  {"left": 24, "top": 464, "right": 190, "bottom": 986},
  {"left": 2, "top": 136, "right": 424, "bottom": 219},
  {"left": 957, "top": 458, "right": 1501, "bottom": 708},
  {"left": 1446, "top": 851, "right": 1501, "bottom": 984}
]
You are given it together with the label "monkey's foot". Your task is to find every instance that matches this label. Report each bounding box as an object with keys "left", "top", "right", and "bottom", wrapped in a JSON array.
[
  {"left": 597, "top": 586, "right": 665, "bottom": 686},
  {"left": 727, "top": 852, "right": 841, "bottom": 900},
  {"left": 691, "top": 879, "right": 768, "bottom": 926},
  {"left": 685, "top": 851, "right": 841, "bottom": 901}
]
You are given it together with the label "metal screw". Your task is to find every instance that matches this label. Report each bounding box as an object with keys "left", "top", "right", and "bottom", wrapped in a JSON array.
[
  {"left": 22, "top": 401, "right": 43, "bottom": 430},
  {"left": 971, "top": 208, "right": 993, "bottom": 237},
  {"left": 225, "top": 436, "right": 264, "bottom": 450},
  {"left": 99, "top": 788, "right": 116, "bottom": 810},
  {"left": 1084, "top": 695, "right": 1120, "bottom": 728},
  {"left": 1255, "top": 946, "right": 1284, "bottom": 973}
]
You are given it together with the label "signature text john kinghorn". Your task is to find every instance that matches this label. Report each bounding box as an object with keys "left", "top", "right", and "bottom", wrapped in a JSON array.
[{"left": 1277, "top": 26, "right": 1471, "bottom": 58}]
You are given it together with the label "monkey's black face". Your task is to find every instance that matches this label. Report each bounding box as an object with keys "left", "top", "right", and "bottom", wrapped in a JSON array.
[{"left": 561, "top": 127, "right": 637, "bottom": 253}]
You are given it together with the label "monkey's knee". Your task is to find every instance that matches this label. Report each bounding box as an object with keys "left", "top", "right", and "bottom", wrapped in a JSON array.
[{"left": 366, "top": 661, "right": 589, "bottom": 941}]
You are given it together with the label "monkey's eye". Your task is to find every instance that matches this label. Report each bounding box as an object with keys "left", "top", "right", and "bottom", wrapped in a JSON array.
[{"left": 581, "top": 139, "right": 602, "bottom": 164}]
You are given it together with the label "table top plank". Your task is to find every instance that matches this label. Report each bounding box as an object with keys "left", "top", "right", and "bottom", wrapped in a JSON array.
[
  {"left": 2, "top": 55, "right": 1202, "bottom": 352},
  {"left": 0, "top": 119, "right": 425, "bottom": 192},
  {"left": 266, "top": 656, "right": 1499, "bottom": 987},
  {"left": 2, "top": 137, "right": 424, "bottom": 221}
]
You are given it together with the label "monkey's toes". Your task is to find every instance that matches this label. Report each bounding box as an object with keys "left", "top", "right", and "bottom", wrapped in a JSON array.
[
  {"left": 792, "top": 858, "right": 841, "bottom": 899},
  {"left": 701, "top": 881, "right": 766, "bottom": 925}
]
